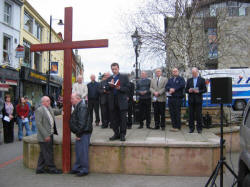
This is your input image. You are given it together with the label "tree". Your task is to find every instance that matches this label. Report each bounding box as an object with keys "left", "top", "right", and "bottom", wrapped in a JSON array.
[{"left": 125, "top": 0, "right": 250, "bottom": 78}]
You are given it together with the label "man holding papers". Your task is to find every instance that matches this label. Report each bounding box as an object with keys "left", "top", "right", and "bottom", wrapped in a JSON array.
[
  {"left": 106, "top": 63, "right": 129, "bottom": 141},
  {"left": 185, "top": 67, "right": 207, "bottom": 134},
  {"left": 165, "top": 68, "right": 185, "bottom": 132}
]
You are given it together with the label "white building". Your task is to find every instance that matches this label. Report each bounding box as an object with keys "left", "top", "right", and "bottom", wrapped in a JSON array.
[{"left": 0, "top": 0, "right": 23, "bottom": 68}]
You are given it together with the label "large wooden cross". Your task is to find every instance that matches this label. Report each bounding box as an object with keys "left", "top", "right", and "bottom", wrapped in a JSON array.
[{"left": 30, "top": 7, "right": 108, "bottom": 173}]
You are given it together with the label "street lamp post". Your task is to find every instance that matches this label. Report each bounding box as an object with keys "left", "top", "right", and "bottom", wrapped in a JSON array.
[
  {"left": 47, "top": 16, "right": 64, "bottom": 96},
  {"left": 131, "top": 28, "right": 142, "bottom": 123},
  {"left": 131, "top": 28, "right": 142, "bottom": 98}
]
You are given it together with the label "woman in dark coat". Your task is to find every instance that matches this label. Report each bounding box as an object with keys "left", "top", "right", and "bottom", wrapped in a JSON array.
[{"left": 2, "top": 94, "right": 15, "bottom": 143}]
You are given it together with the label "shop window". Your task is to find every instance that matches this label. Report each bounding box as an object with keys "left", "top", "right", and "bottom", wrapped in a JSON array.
[
  {"left": 3, "top": 35, "right": 11, "bottom": 64},
  {"left": 4, "top": 2, "right": 11, "bottom": 24},
  {"left": 24, "top": 11, "right": 33, "bottom": 33},
  {"left": 34, "top": 21, "right": 42, "bottom": 40},
  {"left": 23, "top": 40, "right": 31, "bottom": 67}
]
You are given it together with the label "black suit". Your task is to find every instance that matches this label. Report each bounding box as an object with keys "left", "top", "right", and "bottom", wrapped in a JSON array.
[
  {"left": 99, "top": 79, "right": 110, "bottom": 128},
  {"left": 106, "top": 73, "right": 129, "bottom": 137},
  {"left": 127, "top": 82, "right": 135, "bottom": 128},
  {"left": 185, "top": 76, "right": 207, "bottom": 131},
  {"left": 87, "top": 81, "right": 100, "bottom": 124}
]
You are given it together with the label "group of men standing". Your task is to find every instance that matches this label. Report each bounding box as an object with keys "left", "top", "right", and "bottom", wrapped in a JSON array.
[
  {"left": 34, "top": 63, "right": 207, "bottom": 176},
  {"left": 72, "top": 64, "right": 208, "bottom": 140},
  {"left": 137, "top": 67, "right": 207, "bottom": 134}
]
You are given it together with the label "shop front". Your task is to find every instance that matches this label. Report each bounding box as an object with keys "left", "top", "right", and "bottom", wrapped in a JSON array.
[
  {"left": 20, "top": 66, "right": 47, "bottom": 107},
  {"left": 0, "top": 67, "right": 19, "bottom": 104}
]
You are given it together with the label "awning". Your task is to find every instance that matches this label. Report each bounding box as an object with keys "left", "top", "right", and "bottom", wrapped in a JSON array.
[
  {"left": 5, "top": 80, "right": 18, "bottom": 86},
  {"left": 0, "top": 84, "right": 9, "bottom": 91}
]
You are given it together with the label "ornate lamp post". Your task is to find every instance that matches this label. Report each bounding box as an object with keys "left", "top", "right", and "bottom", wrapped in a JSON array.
[
  {"left": 47, "top": 16, "right": 64, "bottom": 95},
  {"left": 131, "top": 28, "right": 142, "bottom": 123},
  {"left": 131, "top": 28, "right": 142, "bottom": 95}
]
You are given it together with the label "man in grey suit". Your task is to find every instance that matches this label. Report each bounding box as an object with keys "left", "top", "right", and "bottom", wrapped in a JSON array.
[
  {"left": 150, "top": 69, "right": 168, "bottom": 130},
  {"left": 35, "top": 96, "right": 62, "bottom": 174}
]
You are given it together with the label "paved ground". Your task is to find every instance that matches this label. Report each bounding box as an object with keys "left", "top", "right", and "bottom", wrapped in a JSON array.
[{"left": 0, "top": 117, "right": 240, "bottom": 187}]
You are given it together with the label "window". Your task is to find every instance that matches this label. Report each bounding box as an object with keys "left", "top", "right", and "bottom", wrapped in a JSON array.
[
  {"left": 23, "top": 40, "right": 31, "bottom": 67},
  {"left": 34, "top": 52, "right": 42, "bottom": 72},
  {"left": 3, "top": 35, "right": 11, "bottom": 64},
  {"left": 207, "top": 28, "right": 218, "bottom": 59},
  {"left": 34, "top": 22, "right": 42, "bottom": 40},
  {"left": 227, "top": 1, "right": 240, "bottom": 16},
  {"left": 24, "top": 11, "right": 33, "bottom": 33},
  {"left": 4, "top": 2, "right": 11, "bottom": 24}
]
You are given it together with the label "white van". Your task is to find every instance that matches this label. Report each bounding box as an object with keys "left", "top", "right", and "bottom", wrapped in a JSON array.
[{"left": 200, "top": 68, "right": 250, "bottom": 110}]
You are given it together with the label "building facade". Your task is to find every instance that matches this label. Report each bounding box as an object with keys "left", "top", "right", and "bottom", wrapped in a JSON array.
[
  {"left": 165, "top": 0, "right": 250, "bottom": 72},
  {"left": 0, "top": 0, "right": 23, "bottom": 103},
  {"left": 19, "top": 0, "right": 64, "bottom": 106}
]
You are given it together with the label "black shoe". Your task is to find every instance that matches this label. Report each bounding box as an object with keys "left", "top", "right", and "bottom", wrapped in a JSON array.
[
  {"left": 138, "top": 125, "right": 143, "bottom": 129},
  {"left": 76, "top": 172, "right": 88, "bottom": 177},
  {"left": 69, "top": 170, "right": 79, "bottom": 174},
  {"left": 96, "top": 122, "right": 99, "bottom": 126},
  {"left": 197, "top": 130, "right": 202, "bottom": 134},
  {"left": 47, "top": 169, "right": 62, "bottom": 174},
  {"left": 109, "top": 135, "right": 120, "bottom": 141},
  {"left": 161, "top": 127, "right": 165, "bottom": 131},
  {"left": 189, "top": 129, "right": 194, "bottom": 133},
  {"left": 36, "top": 169, "right": 46, "bottom": 174},
  {"left": 153, "top": 126, "right": 160, "bottom": 130},
  {"left": 120, "top": 135, "right": 126, "bottom": 142},
  {"left": 127, "top": 126, "right": 132, "bottom": 129}
]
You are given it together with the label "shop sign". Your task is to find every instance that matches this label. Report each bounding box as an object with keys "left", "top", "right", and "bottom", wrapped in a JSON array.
[
  {"left": 30, "top": 72, "right": 47, "bottom": 81},
  {"left": 15, "top": 45, "right": 25, "bottom": 58},
  {"left": 0, "top": 84, "right": 9, "bottom": 91}
]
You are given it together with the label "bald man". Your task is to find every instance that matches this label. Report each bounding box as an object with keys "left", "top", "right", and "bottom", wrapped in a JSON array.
[
  {"left": 72, "top": 75, "right": 88, "bottom": 100},
  {"left": 35, "top": 96, "right": 62, "bottom": 174},
  {"left": 185, "top": 67, "right": 207, "bottom": 133},
  {"left": 69, "top": 93, "right": 92, "bottom": 176},
  {"left": 87, "top": 74, "right": 100, "bottom": 126},
  {"left": 136, "top": 71, "right": 151, "bottom": 129},
  {"left": 150, "top": 69, "right": 168, "bottom": 130},
  {"left": 165, "top": 68, "right": 185, "bottom": 131}
]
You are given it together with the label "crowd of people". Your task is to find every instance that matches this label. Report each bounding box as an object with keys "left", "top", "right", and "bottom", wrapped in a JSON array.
[
  {"left": 0, "top": 95, "right": 37, "bottom": 144},
  {"left": 0, "top": 62, "right": 208, "bottom": 176}
]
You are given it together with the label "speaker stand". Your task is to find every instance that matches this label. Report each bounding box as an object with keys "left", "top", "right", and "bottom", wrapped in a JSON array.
[{"left": 205, "top": 103, "right": 238, "bottom": 187}]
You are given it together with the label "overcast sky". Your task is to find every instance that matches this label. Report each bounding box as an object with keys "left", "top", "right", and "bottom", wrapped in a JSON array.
[{"left": 28, "top": 0, "right": 154, "bottom": 82}]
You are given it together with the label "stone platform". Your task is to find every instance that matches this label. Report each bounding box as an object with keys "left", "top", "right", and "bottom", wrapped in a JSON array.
[{"left": 23, "top": 118, "right": 225, "bottom": 177}]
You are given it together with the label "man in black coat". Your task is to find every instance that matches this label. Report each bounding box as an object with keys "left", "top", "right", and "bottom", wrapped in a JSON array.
[
  {"left": 165, "top": 68, "right": 185, "bottom": 132},
  {"left": 106, "top": 63, "right": 129, "bottom": 141},
  {"left": 185, "top": 67, "right": 207, "bottom": 133},
  {"left": 127, "top": 80, "right": 135, "bottom": 129},
  {"left": 87, "top": 74, "right": 100, "bottom": 126},
  {"left": 136, "top": 71, "right": 151, "bottom": 129},
  {"left": 69, "top": 93, "right": 92, "bottom": 177},
  {"left": 99, "top": 72, "right": 110, "bottom": 128}
]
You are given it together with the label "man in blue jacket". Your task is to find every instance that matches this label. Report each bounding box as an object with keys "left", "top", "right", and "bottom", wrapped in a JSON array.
[{"left": 165, "top": 68, "right": 185, "bottom": 132}]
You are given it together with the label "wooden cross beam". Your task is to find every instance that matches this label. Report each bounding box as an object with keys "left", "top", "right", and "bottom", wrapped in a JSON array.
[{"left": 30, "top": 7, "right": 108, "bottom": 173}]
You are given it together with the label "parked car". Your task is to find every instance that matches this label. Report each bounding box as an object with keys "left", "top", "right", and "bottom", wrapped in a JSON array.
[{"left": 238, "top": 100, "right": 250, "bottom": 186}]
